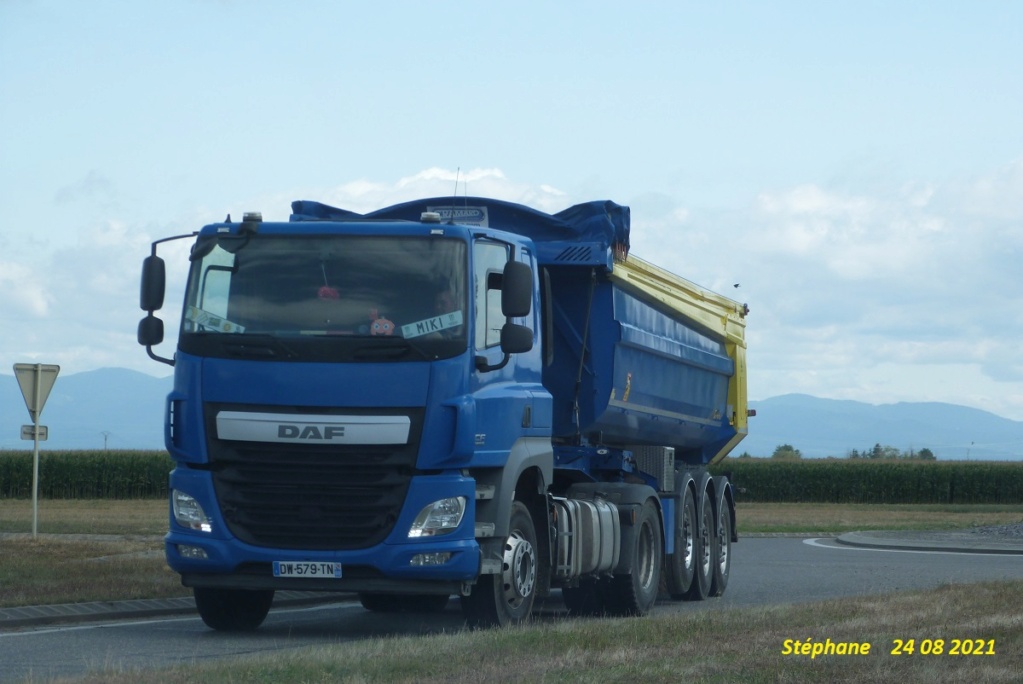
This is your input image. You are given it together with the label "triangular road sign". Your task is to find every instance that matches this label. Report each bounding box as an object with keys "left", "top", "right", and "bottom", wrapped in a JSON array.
[{"left": 13, "top": 363, "right": 60, "bottom": 422}]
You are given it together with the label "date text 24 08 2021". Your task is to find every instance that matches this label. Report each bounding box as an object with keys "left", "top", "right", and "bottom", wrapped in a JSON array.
[{"left": 781, "top": 638, "right": 996, "bottom": 659}]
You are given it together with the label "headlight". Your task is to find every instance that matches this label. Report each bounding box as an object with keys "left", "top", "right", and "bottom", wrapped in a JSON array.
[
  {"left": 408, "top": 496, "right": 466, "bottom": 538},
  {"left": 172, "top": 489, "right": 212, "bottom": 532}
]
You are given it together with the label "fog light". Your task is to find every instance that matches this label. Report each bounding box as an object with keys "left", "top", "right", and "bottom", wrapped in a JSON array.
[
  {"left": 409, "top": 497, "right": 466, "bottom": 538},
  {"left": 172, "top": 489, "right": 212, "bottom": 532},
  {"left": 177, "top": 544, "right": 208, "bottom": 560},
  {"left": 410, "top": 552, "right": 453, "bottom": 566}
]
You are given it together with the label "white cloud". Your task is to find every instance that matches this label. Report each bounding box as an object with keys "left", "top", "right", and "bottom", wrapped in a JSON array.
[
  {"left": 0, "top": 263, "right": 53, "bottom": 317},
  {"left": 318, "top": 168, "right": 571, "bottom": 215}
]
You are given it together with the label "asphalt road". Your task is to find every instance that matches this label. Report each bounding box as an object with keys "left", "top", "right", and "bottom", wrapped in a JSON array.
[{"left": 2, "top": 536, "right": 1021, "bottom": 681}]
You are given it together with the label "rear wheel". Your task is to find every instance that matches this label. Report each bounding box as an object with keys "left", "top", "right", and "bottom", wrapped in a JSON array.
[
  {"left": 461, "top": 501, "right": 538, "bottom": 627},
  {"left": 683, "top": 494, "right": 712, "bottom": 601},
  {"left": 710, "top": 501, "right": 732, "bottom": 597},
  {"left": 664, "top": 491, "right": 696, "bottom": 600},
  {"left": 607, "top": 499, "right": 662, "bottom": 616},
  {"left": 193, "top": 588, "right": 274, "bottom": 631}
]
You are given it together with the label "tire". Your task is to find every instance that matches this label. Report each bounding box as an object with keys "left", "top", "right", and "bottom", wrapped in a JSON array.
[
  {"left": 663, "top": 490, "right": 696, "bottom": 600},
  {"left": 607, "top": 499, "right": 662, "bottom": 616},
  {"left": 461, "top": 501, "right": 539, "bottom": 627},
  {"left": 193, "top": 587, "right": 274, "bottom": 631},
  {"left": 359, "top": 593, "right": 450, "bottom": 613},
  {"left": 683, "top": 493, "right": 712, "bottom": 601},
  {"left": 710, "top": 500, "right": 732, "bottom": 597}
]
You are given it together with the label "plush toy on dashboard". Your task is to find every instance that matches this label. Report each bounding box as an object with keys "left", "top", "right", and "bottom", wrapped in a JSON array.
[{"left": 368, "top": 308, "right": 395, "bottom": 336}]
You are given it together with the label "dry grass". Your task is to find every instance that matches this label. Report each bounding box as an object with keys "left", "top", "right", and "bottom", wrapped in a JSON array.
[
  {"left": 0, "top": 538, "right": 183, "bottom": 607},
  {"left": 0, "top": 499, "right": 166, "bottom": 536},
  {"left": 0, "top": 499, "right": 179, "bottom": 607},
  {"left": 738, "top": 502, "right": 1023, "bottom": 534}
]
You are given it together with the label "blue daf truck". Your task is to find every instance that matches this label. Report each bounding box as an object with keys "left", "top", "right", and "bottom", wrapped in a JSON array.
[{"left": 138, "top": 197, "right": 749, "bottom": 630}]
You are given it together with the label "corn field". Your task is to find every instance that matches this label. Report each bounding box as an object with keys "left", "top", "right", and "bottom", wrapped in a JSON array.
[
  {"left": 0, "top": 450, "right": 173, "bottom": 499},
  {"left": 713, "top": 457, "right": 1023, "bottom": 504}
]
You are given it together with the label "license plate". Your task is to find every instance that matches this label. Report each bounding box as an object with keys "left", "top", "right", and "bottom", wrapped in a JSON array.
[{"left": 272, "top": 561, "right": 342, "bottom": 578}]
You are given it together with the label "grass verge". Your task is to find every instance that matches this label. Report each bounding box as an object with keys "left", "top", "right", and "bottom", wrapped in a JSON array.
[
  {"left": 738, "top": 502, "right": 1023, "bottom": 534},
  {"left": 0, "top": 499, "right": 166, "bottom": 535},
  {"left": 0, "top": 538, "right": 182, "bottom": 608}
]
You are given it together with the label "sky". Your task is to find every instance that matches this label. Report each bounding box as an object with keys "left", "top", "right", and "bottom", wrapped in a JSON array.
[{"left": 2, "top": 1, "right": 1022, "bottom": 419}]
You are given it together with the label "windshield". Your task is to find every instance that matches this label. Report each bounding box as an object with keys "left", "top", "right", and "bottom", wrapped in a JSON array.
[{"left": 179, "top": 233, "right": 468, "bottom": 362}]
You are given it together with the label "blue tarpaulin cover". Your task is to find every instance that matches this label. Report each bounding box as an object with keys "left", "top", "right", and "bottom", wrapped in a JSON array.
[{"left": 291, "top": 197, "right": 630, "bottom": 267}]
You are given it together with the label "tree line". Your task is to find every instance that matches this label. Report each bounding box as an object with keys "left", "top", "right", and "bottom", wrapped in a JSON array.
[{"left": 735, "top": 443, "right": 936, "bottom": 460}]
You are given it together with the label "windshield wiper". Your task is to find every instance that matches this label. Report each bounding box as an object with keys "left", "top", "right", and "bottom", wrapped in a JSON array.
[
  {"left": 220, "top": 334, "right": 299, "bottom": 360},
  {"left": 351, "top": 336, "right": 432, "bottom": 361}
]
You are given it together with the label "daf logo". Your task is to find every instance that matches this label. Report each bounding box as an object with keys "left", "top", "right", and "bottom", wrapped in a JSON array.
[
  {"left": 216, "top": 411, "right": 410, "bottom": 445},
  {"left": 277, "top": 424, "right": 346, "bottom": 440}
]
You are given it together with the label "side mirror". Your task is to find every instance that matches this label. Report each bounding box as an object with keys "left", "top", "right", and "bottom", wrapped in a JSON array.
[
  {"left": 137, "top": 314, "right": 164, "bottom": 347},
  {"left": 475, "top": 323, "right": 534, "bottom": 373},
  {"left": 140, "top": 255, "right": 166, "bottom": 312},
  {"left": 500, "top": 323, "right": 533, "bottom": 354},
  {"left": 501, "top": 261, "right": 532, "bottom": 318}
]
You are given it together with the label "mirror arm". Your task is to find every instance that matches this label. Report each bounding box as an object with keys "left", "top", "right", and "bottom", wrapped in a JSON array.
[
  {"left": 475, "top": 353, "right": 510, "bottom": 373},
  {"left": 145, "top": 346, "right": 175, "bottom": 367}
]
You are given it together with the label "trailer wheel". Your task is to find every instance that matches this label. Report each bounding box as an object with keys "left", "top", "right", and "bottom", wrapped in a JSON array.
[
  {"left": 683, "top": 494, "right": 712, "bottom": 601},
  {"left": 193, "top": 588, "right": 274, "bottom": 631},
  {"left": 607, "top": 499, "right": 662, "bottom": 616},
  {"left": 664, "top": 490, "right": 697, "bottom": 600},
  {"left": 461, "top": 501, "right": 538, "bottom": 627},
  {"left": 710, "top": 501, "right": 732, "bottom": 597},
  {"left": 359, "top": 593, "right": 450, "bottom": 613}
]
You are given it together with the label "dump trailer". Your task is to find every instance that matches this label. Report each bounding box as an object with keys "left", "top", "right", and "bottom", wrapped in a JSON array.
[{"left": 138, "top": 196, "right": 749, "bottom": 630}]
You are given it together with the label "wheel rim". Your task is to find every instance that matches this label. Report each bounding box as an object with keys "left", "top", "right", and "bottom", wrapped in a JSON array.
[
  {"left": 637, "top": 519, "right": 656, "bottom": 590},
  {"left": 699, "top": 508, "right": 712, "bottom": 577},
  {"left": 502, "top": 530, "right": 536, "bottom": 608},
  {"left": 681, "top": 510, "right": 695, "bottom": 572},
  {"left": 717, "top": 511, "right": 730, "bottom": 574}
]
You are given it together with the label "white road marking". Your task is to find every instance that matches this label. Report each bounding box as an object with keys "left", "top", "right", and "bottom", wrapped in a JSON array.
[{"left": 802, "top": 537, "right": 1023, "bottom": 557}]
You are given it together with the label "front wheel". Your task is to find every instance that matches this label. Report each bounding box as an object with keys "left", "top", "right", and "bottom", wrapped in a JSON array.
[
  {"left": 461, "top": 501, "right": 538, "bottom": 627},
  {"left": 193, "top": 588, "right": 274, "bottom": 631}
]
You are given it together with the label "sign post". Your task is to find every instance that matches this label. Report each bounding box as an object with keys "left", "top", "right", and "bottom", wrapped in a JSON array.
[{"left": 13, "top": 363, "right": 60, "bottom": 539}]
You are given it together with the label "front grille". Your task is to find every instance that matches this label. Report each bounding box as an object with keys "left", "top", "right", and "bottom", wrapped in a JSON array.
[{"left": 206, "top": 405, "right": 422, "bottom": 550}]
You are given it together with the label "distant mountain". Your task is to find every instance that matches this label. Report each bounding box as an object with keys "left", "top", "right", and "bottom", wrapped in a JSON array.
[
  {"left": 743, "top": 394, "right": 1023, "bottom": 460},
  {"left": 3, "top": 370, "right": 1021, "bottom": 459},
  {"left": 0, "top": 368, "right": 172, "bottom": 451}
]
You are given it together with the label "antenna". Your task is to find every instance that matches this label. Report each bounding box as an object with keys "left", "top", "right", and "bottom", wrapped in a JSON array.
[{"left": 452, "top": 167, "right": 460, "bottom": 199}]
